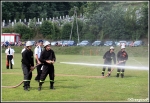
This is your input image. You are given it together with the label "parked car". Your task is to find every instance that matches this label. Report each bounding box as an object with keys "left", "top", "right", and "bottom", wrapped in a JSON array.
[
  {"left": 126, "top": 41, "right": 134, "bottom": 47},
  {"left": 77, "top": 40, "right": 90, "bottom": 46},
  {"left": 62, "top": 40, "right": 68, "bottom": 46},
  {"left": 57, "top": 41, "right": 63, "bottom": 46},
  {"left": 30, "top": 40, "right": 36, "bottom": 46},
  {"left": 51, "top": 41, "right": 58, "bottom": 46},
  {"left": 104, "top": 41, "right": 115, "bottom": 46},
  {"left": 68, "top": 40, "right": 76, "bottom": 46},
  {"left": 116, "top": 40, "right": 127, "bottom": 46},
  {"left": 133, "top": 40, "right": 144, "bottom": 47},
  {"left": 92, "top": 41, "right": 104, "bottom": 46}
]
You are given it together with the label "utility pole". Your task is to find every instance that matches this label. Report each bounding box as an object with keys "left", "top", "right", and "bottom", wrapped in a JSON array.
[{"left": 69, "top": 6, "right": 80, "bottom": 43}]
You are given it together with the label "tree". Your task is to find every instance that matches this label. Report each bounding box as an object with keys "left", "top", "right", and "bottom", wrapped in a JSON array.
[
  {"left": 13, "top": 22, "right": 33, "bottom": 40},
  {"left": 61, "top": 22, "right": 72, "bottom": 40},
  {"left": 53, "top": 22, "right": 61, "bottom": 40},
  {"left": 39, "top": 20, "right": 54, "bottom": 40},
  {"left": 138, "top": 2, "right": 148, "bottom": 38}
]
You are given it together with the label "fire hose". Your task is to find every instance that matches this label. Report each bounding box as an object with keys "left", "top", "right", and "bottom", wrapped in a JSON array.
[{"left": 2, "top": 64, "right": 41, "bottom": 88}]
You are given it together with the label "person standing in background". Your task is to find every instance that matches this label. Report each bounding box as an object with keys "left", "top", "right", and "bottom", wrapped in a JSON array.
[{"left": 5, "top": 44, "right": 15, "bottom": 69}]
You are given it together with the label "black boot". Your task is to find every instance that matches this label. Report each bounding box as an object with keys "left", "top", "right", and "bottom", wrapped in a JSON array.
[
  {"left": 50, "top": 82, "right": 54, "bottom": 90},
  {"left": 116, "top": 73, "right": 119, "bottom": 77},
  {"left": 38, "top": 86, "right": 42, "bottom": 91},
  {"left": 24, "top": 81, "right": 29, "bottom": 91},
  {"left": 121, "top": 73, "right": 124, "bottom": 78},
  {"left": 102, "top": 72, "right": 104, "bottom": 76},
  {"left": 38, "top": 82, "right": 43, "bottom": 91},
  {"left": 24, "top": 86, "right": 29, "bottom": 91}
]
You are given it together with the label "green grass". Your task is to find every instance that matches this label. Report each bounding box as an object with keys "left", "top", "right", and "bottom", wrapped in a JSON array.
[
  {"left": 1, "top": 51, "right": 149, "bottom": 102},
  {"left": 1, "top": 46, "right": 148, "bottom": 57}
]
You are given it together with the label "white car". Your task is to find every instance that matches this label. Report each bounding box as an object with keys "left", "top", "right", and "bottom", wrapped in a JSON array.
[{"left": 51, "top": 41, "right": 57, "bottom": 46}]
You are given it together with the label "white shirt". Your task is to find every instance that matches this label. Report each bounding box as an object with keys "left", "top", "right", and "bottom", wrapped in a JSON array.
[
  {"left": 5, "top": 48, "right": 15, "bottom": 55},
  {"left": 34, "top": 45, "right": 42, "bottom": 59},
  {"left": 121, "top": 43, "right": 126, "bottom": 47},
  {"left": 21, "top": 48, "right": 26, "bottom": 53}
]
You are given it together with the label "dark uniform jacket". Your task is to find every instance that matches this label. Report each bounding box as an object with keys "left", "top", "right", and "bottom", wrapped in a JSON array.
[
  {"left": 39, "top": 49, "right": 56, "bottom": 65},
  {"left": 103, "top": 50, "right": 116, "bottom": 64},
  {"left": 117, "top": 50, "right": 128, "bottom": 62},
  {"left": 21, "top": 49, "right": 34, "bottom": 67}
]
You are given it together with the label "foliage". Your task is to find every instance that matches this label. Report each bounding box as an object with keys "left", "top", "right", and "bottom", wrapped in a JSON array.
[
  {"left": 39, "top": 20, "right": 54, "bottom": 39},
  {"left": 2, "top": 2, "right": 86, "bottom": 22},
  {"left": 137, "top": 2, "right": 148, "bottom": 38},
  {"left": 13, "top": 22, "right": 33, "bottom": 40},
  {"left": 2, "top": 2, "right": 148, "bottom": 42},
  {"left": 61, "top": 22, "right": 72, "bottom": 40},
  {"left": 2, "top": 28, "right": 15, "bottom": 33},
  {"left": 53, "top": 22, "right": 61, "bottom": 40}
]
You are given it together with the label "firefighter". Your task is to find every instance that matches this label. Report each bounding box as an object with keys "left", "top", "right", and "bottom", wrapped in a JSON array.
[
  {"left": 101, "top": 46, "right": 116, "bottom": 77},
  {"left": 38, "top": 41, "right": 56, "bottom": 91},
  {"left": 34, "top": 40, "right": 43, "bottom": 82},
  {"left": 5, "top": 44, "right": 15, "bottom": 69},
  {"left": 21, "top": 41, "right": 34, "bottom": 91},
  {"left": 116, "top": 45, "right": 128, "bottom": 78}
]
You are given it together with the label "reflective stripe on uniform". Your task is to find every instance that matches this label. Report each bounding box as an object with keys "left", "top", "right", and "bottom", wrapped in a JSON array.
[
  {"left": 23, "top": 80, "right": 30, "bottom": 81},
  {"left": 39, "top": 80, "right": 54, "bottom": 82}
]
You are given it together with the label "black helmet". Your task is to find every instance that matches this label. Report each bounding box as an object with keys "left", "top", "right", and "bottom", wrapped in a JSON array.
[{"left": 38, "top": 40, "right": 43, "bottom": 43}]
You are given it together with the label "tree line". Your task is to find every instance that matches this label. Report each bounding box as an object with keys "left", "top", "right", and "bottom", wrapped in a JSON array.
[{"left": 2, "top": 2, "right": 148, "bottom": 42}]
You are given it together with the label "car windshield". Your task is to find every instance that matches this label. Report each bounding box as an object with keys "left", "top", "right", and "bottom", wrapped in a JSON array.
[
  {"left": 95, "top": 41, "right": 100, "bottom": 43},
  {"left": 82, "top": 41, "right": 88, "bottom": 43},
  {"left": 134, "top": 41, "right": 141, "bottom": 43},
  {"left": 63, "top": 41, "right": 68, "bottom": 43},
  {"left": 119, "top": 41, "right": 126, "bottom": 43},
  {"left": 105, "top": 41, "right": 112, "bottom": 43},
  {"left": 68, "top": 41, "right": 74, "bottom": 43}
]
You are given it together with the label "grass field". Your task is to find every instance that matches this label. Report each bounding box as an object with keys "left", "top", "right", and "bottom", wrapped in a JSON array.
[{"left": 1, "top": 47, "right": 149, "bottom": 102}]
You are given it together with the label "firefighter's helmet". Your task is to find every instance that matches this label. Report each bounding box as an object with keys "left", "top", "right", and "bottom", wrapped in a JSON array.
[
  {"left": 110, "top": 46, "right": 114, "bottom": 50},
  {"left": 26, "top": 41, "right": 33, "bottom": 46},
  {"left": 121, "top": 45, "right": 125, "bottom": 49},
  {"left": 43, "top": 41, "right": 50, "bottom": 47}
]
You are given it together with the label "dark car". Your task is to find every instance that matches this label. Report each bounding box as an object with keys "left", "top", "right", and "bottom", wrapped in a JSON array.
[
  {"left": 77, "top": 40, "right": 90, "bottom": 46},
  {"left": 92, "top": 41, "right": 104, "bottom": 46},
  {"left": 62, "top": 40, "right": 69, "bottom": 46},
  {"left": 104, "top": 41, "right": 115, "bottom": 46},
  {"left": 68, "top": 40, "right": 76, "bottom": 46},
  {"left": 133, "top": 40, "right": 144, "bottom": 47}
]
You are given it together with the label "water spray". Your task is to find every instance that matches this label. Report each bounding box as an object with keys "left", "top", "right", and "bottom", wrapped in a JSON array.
[{"left": 60, "top": 62, "right": 149, "bottom": 71}]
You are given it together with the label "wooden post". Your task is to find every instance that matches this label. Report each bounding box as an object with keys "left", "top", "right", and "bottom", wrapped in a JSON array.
[
  {"left": 90, "top": 49, "right": 92, "bottom": 56},
  {"left": 83, "top": 50, "right": 84, "bottom": 55}
]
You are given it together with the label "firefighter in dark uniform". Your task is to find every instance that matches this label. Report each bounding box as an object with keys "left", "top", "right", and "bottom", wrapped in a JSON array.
[
  {"left": 5, "top": 44, "right": 15, "bottom": 69},
  {"left": 101, "top": 46, "right": 116, "bottom": 77},
  {"left": 38, "top": 41, "right": 56, "bottom": 91},
  {"left": 21, "top": 41, "right": 34, "bottom": 91},
  {"left": 34, "top": 40, "right": 43, "bottom": 82},
  {"left": 116, "top": 45, "right": 128, "bottom": 78}
]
